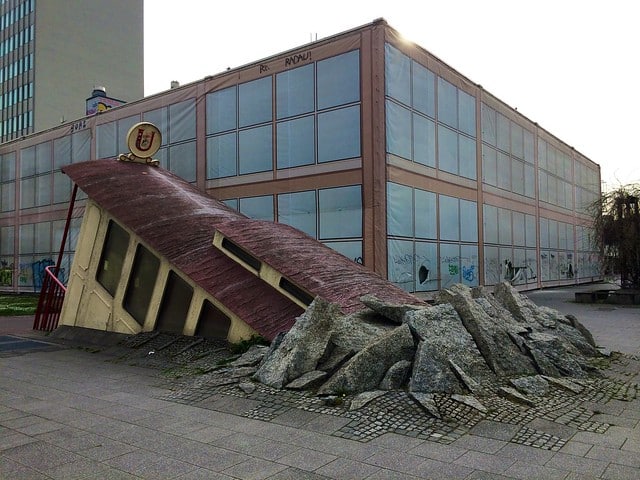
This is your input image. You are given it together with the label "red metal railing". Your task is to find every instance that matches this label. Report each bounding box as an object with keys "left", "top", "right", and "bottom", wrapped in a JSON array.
[
  {"left": 33, "top": 183, "right": 78, "bottom": 332},
  {"left": 33, "top": 266, "right": 67, "bottom": 331}
]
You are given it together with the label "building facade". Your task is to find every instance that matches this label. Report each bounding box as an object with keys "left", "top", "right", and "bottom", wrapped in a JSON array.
[
  {"left": 0, "top": 0, "right": 144, "bottom": 143},
  {"left": 0, "top": 19, "right": 602, "bottom": 294}
]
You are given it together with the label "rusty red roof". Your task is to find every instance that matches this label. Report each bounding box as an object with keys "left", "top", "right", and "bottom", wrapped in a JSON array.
[{"left": 62, "top": 160, "right": 424, "bottom": 339}]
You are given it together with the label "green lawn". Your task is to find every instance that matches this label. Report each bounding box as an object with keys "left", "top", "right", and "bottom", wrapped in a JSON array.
[{"left": 0, "top": 294, "right": 40, "bottom": 316}]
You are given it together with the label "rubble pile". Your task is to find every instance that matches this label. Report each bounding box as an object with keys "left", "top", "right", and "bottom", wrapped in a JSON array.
[{"left": 252, "top": 282, "right": 602, "bottom": 408}]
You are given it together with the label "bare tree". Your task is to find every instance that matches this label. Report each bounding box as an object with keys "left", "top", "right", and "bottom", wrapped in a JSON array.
[{"left": 591, "top": 183, "right": 640, "bottom": 289}]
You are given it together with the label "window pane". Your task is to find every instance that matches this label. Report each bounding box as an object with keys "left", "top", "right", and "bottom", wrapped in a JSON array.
[
  {"left": 54, "top": 136, "right": 71, "bottom": 169},
  {"left": 415, "top": 189, "right": 436, "bottom": 239},
  {"left": 277, "top": 63, "right": 314, "bottom": 119},
  {"left": 20, "top": 177, "right": 35, "bottom": 208},
  {"left": 497, "top": 152, "right": 510, "bottom": 190},
  {"left": 35, "top": 142, "right": 51, "bottom": 174},
  {"left": 525, "top": 214, "right": 537, "bottom": 248},
  {"left": 20, "top": 145, "right": 35, "bottom": 177},
  {"left": 512, "top": 211, "right": 525, "bottom": 246},
  {"left": 439, "top": 195, "right": 459, "bottom": 241},
  {"left": 206, "top": 132, "right": 237, "bottom": 179},
  {"left": 484, "top": 245, "right": 500, "bottom": 285},
  {"left": 524, "top": 164, "right": 535, "bottom": 198},
  {"left": 483, "top": 204, "right": 498, "bottom": 244},
  {"left": 496, "top": 113, "right": 510, "bottom": 152},
  {"left": 19, "top": 223, "right": 35, "bottom": 254},
  {"left": 437, "top": 77, "right": 457, "bottom": 128},
  {"left": 35, "top": 173, "right": 51, "bottom": 206},
  {"left": 440, "top": 243, "right": 460, "bottom": 288},
  {"left": 1, "top": 182, "right": 15, "bottom": 211},
  {"left": 319, "top": 185, "right": 362, "bottom": 239},
  {"left": 415, "top": 241, "right": 437, "bottom": 291},
  {"left": 96, "top": 122, "right": 116, "bottom": 159},
  {"left": 413, "top": 113, "right": 435, "bottom": 167},
  {"left": 239, "top": 195, "right": 274, "bottom": 221},
  {"left": 482, "top": 145, "right": 497, "bottom": 186},
  {"left": 239, "top": 125, "right": 272, "bottom": 174},
  {"left": 239, "top": 76, "right": 272, "bottom": 127},
  {"left": 458, "top": 89, "right": 476, "bottom": 137},
  {"left": 276, "top": 115, "right": 314, "bottom": 169},
  {"left": 1, "top": 152, "right": 16, "bottom": 181},
  {"left": 387, "top": 182, "right": 413, "bottom": 237},
  {"left": 385, "top": 43, "right": 410, "bottom": 106},
  {"left": 481, "top": 103, "right": 496, "bottom": 146},
  {"left": 459, "top": 135, "right": 476, "bottom": 180},
  {"left": 412, "top": 61, "right": 435, "bottom": 117},
  {"left": 461, "top": 244, "right": 479, "bottom": 287},
  {"left": 168, "top": 141, "right": 196, "bottom": 182},
  {"left": 438, "top": 126, "right": 457, "bottom": 175},
  {"left": 96, "top": 221, "right": 130, "bottom": 297},
  {"left": 169, "top": 99, "right": 196, "bottom": 143},
  {"left": 124, "top": 244, "right": 160, "bottom": 326},
  {"left": 512, "top": 160, "right": 525, "bottom": 195},
  {"left": 277, "top": 190, "right": 316, "bottom": 238},
  {"left": 460, "top": 199, "right": 477, "bottom": 242},
  {"left": 511, "top": 123, "right": 524, "bottom": 159},
  {"left": 206, "top": 86, "right": 236, "bottom": 134},
  {"left": 318, "top": 105, "right": 360, "bottom": 162},
  {"left": 387, "top": 238, "right": 414, "bottom": 292},
  {"left": 156, "top": 271, "right": 193, "bottom": 334},
  {"left": 523, "top": 129, "right": 534, "bottom": 163},
  {"left": 386, "top": 100, "right": 411, "bottom": 160},
  {"left": 323, "top": 240, "right": 362, "bottom": 264},
  {"left": 498, "top": 208, "right": 512, "bottom": 245},
  {"left": 318, "top": 49, "right": 360, "bottom": 110}
]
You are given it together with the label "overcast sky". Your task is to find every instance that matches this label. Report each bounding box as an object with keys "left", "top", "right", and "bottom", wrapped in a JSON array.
[{"left": 144, "top": 0, "right": 638, "bottom": 189}]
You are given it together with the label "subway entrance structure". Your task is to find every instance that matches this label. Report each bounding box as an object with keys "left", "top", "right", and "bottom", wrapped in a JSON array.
[{"left": 0, "top": 19, "right": 601, "bottom": 297}]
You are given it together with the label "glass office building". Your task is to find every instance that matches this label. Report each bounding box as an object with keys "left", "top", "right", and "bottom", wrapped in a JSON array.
[{"left": 0, "top": 19, "right": 601, "bottom": 294}]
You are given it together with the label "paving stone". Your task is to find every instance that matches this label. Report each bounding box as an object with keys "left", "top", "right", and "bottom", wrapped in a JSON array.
[
  {"left": 104, "top": 449, "right": 197, "bottom": 478},
  {"left": 222, "top": 457, "right": 289, "bottom": 480},
  {"left": 602, "top": 462, "right": 640, "bottom": 480},
  {"left": 413, "top": 457, "right": 475, "bottom": 479},
  {"left": 587, "top": 445, "right": 640, "bottom": 467},
  {"left": 0, "top": 431, "right": 39, "bottom": 451},
  {"left": 2, "top": 440, "right": 87, "bottom": 471},
  {"left": 454, "top": 450, "right": 517, "bottom": 475},
  {"left": 408, "top": 439, "right": 468, "bottom": 462},
  {"left": 470, "top": 420, "right": 521, "bottom": 441},
  {"left": 559, "top": 440, "right": 593, "bottom": 456},
  {"left": 277, "top": 447, "right": 337, "bottom": 471},
  {"left": 452, "top": 434, "right": 507, "bottom": 454},
  {"left": 316, "top": 457, "right": 381, "bottom": 479},
  {"left": 504, "top": 460, "right": 569, "bottom": 480},
  {"left": 173, "top": 468, "right": 235, "bottom": 479},
  {"left": 545, "top": 452, "right": 608, "bottom": 477},
  {"left": 0, "top": 457, "right": 51, "bottom": 479},
  {"left": 266, "top": 467, "right": 331, "bottom": 480},
  {"left": 497, "top": 442, "right": 555, "bottom": 465},
  {"left": 365, "top": 449, "right": 428, "bottom": 473}
]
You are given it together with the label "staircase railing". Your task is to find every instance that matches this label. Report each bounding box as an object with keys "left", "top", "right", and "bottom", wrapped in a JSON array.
[{"left": 32, "top": 266, "right": 67, "bottom": 331}]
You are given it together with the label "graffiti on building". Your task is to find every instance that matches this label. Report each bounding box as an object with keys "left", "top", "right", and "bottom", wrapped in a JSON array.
[
  {"left": 15, "top": 258, "right": 67, "bottom": 291},
  {"left": 462, "top": 264, "right": 476, "bottom": 282},
  {"left": 0, "top": 260, "right": 13, "bottom": 286},
  {"left": 285, "top": 51, "right": 311, "bottom": 67}
]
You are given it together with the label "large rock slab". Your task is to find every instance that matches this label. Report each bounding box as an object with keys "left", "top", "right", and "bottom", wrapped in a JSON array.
[
  {"left": 359, "top": 294, "right": 425, "bottom": 324},
  {"left": 253, "top": 297, "right": 340, "bottom": 388},
  {"left": 441, "top": 287, "right": 537, "bottom": 377},
  {"left": 524, "top": 332, "right": 587, "bottom": 378},
  {"left": 318, "top": 324, "right": 416, "bottom": 395},
  {"left": 406, "top": 304, "right": 494, "bottom": 393}
]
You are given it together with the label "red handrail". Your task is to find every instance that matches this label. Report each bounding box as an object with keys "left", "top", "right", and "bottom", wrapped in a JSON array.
[{"left": 33, "top": 266, "right": 67, "bottom": 332}]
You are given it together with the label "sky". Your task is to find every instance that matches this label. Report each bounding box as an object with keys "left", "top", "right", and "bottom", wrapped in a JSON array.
[{"left": 144, "top": 0, "right": 639, "bottom": 189}]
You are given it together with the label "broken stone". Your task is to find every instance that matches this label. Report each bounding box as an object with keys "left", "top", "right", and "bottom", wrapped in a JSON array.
[
  {"left": 318, "top": 324, "right": 416, "bottom": 395},
  {"left": 451, "top": 394, "right": 488, "bottom": 414},
  {"left": 525, "top": 332, "right": 586, "bottom": 378},
  {"left": 407, "top": 303, "right": 494, "bottom": 394},
  {"left": 229, "top": 345, "right": 269, "bottom": 367},
  {"left": 317, "top": 344, "right": 355, "bottom": 374},
  {"left": 498, "top": 386, "right": 536, "bottom": 407},
  {"left": 285, "top": 370, "right": 328, "bottom": 390},
  {"left": 379, "top": 360, "right": 412, "bottom": 390},
  {"left": 565, "top": 314, "right": 596, "bottom": 348},
  {"left": 329, "top": 310, "right": 394, "bottom": 352},
  {"left": 444, "top": 288, "right": 537, "bottom": 377},
  {"left": 349, "top": 390, "right": 386, "bottom": 411},
  {"left": 238, "top": 382, "right": 256, "bottom": 394},
  {"left": 253, "top": 297, "right": 340, "bottom": 388},
  {"left": 359, "top": 294, "right": 425, "bottom": 324},
  {"left": 541, "top": 375, "right": 584, "bottom": 393},
  {"left": 510, "top": 375, "right": 549, "bottom": 397},
  {"left": 449, "top": 360, "right": 483, "bottom": 394},
  {"left": 410, "top": 392, "right": 441, "bottom": 418}
]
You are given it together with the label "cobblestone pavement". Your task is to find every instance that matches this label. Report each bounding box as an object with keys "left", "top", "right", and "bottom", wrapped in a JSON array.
[{"left": 1, "top": 290, "right": 639, "bottom": 479}]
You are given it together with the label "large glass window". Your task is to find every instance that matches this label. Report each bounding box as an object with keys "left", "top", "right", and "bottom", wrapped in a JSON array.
[
  {"left": 317, "top": 105, "right": 360, "bottom": 163},
  {"left": 413, "top": 113, "right": 436, "bottom": 168},
  {"left": 277, "top": 116, "right": 314, "bottom": 169},
  {"left": 206, "top": 132, "right": 237, "bottom": 178},
  {"left": 239, "top": 125, "right": 272, "bottom": 174},
  {"left": 415, "top": 189, "right": 436, "bottom": 239},
  {"left": 206, "top": 86, "right": 236, "bottom": 134},
  {"left": 317, "top": 50, "right": 360, "bottom": 110},
  {"left": 96, "top": 221, "right": 130, "bottom": 297},
  {"left": 318, "top": 185, "right": 362, "bottom": 239},
  {"left": 196, "top": 300, "right": 231, "bottom": 339},
  {"left": 239, "top": 77, "right": 272, "bottom": 128},
  {"left": 277, "top": 63, "right": 314, "bottom": 119},
  {"left": 387, "top": 182, "right": 413, "bottom": 237},
  {"left": 124, "top": 244, "right": 160, "bottom": 326},
  {"left": 277, "top": 190, "right": 316, "bottom": 238},
  {"left": 439, "top": 195, "right": 459, "bottom": 241},
  {"left": 239, "top": 195, "right": 274, "bottom": 221}
]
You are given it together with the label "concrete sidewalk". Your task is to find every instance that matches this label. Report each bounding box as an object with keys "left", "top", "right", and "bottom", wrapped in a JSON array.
[{"left": 1, "top": 289, "right": 639, "bottom": 479}]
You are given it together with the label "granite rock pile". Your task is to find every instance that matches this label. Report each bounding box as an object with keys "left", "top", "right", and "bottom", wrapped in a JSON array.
[{"left": 251, "top": 282, "right": 601, "bottom": 408}]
